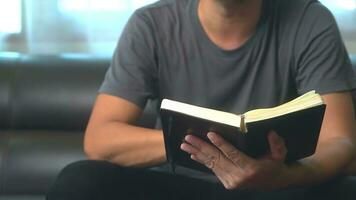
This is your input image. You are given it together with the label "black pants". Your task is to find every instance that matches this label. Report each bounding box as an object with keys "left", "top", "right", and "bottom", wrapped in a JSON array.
[{"left": 46, "top": 160, "right": 346, "bottom": 200}]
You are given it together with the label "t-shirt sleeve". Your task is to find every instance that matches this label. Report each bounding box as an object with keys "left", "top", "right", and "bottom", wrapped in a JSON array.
[
  {"left": 294, "top": 3, "right": 356, "bottom": 95},
  {"left": 99, "top": 10, "right": 158, "bottom": 109}
]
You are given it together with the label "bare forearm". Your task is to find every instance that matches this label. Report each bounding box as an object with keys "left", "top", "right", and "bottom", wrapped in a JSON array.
[
  {"left": 84, "top": 122, "right": 166, "bottom": 168},
  {"left": 286, "top": 138, "right": 355, "bottom": 187}
]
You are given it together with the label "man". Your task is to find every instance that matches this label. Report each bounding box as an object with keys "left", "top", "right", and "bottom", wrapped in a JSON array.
[{"left": 47, "top": 0, "right": 356, "bottom": 199}]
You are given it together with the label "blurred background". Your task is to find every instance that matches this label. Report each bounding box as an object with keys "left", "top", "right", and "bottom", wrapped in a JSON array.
[{"left": 0, "top": 0, "right": 355, "bottom": 57}]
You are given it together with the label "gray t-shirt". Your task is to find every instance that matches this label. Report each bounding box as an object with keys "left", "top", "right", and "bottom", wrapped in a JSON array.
[{"left": 100, "top": 0, "right": 356, "bottom": 115}]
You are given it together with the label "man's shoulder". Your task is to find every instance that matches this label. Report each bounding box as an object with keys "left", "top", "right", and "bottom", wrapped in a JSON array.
[
  {"left": 276, "top": 0, "right": 332, "bottom": 22},
  {"left": 277, "top": 0, "right": 321, "bottom": 11},
  {"left": 273, "top": 0, "right": 336, "bottom": 40},
  {"left": 126, "top": 0, "right": 193, "bottom": 40}
]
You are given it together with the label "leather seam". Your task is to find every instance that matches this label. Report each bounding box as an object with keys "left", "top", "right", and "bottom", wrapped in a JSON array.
[
  {"left": 0, "top": 134, "right": 10, "bottom": 194},
  {"left": 8, "top": 61, "right": 20, "bottom": 129}
]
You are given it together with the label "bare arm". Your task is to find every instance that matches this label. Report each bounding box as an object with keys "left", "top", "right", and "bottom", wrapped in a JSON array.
[
  {"left": 288, "top": 92, "right": 356, "bottom": 186},
  {"left": 84, "top": 94, "right": 166, "bottom": 168}
]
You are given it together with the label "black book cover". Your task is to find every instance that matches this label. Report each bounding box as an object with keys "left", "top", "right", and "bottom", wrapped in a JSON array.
[{"left": 160, "top": 104, "right": 326, "bottom": 174}]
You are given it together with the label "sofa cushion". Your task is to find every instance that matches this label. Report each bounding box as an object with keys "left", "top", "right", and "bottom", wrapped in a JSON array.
[
  {"left": 5, "top": 55, "right": 109, "bottom": 131},
  {"left": 0, "top": 132, "right": 85, "bottom": 195}
]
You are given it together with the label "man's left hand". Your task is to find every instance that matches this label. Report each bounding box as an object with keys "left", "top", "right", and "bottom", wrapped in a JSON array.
[{"left": 180, "top": 131, "right": 290, "bottom": 190}]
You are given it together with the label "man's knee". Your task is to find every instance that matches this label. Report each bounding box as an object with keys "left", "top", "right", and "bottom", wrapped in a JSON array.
[
  {"left": 54, "top": 160, "right": 119, "bottom": 183},
  {"left": 46, "top": 160, "right": 125, "bottom": 200}
]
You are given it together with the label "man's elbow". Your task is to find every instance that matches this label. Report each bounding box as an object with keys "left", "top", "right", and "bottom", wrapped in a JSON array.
[
  {"left": 329, "top": 137, "right": 356, "bottom": 176},
  {"left": 83, "top": 130, "right": 107, "bottom": 161},
  {"left": 344, "top": 142, "right": 356, "bottom": 176},
  {"left": 344, "top": 160, "right": 356, "bottom": 175},
  {"left": 83, "top": 134, "right": 134, "bottom": 167},
  {"left": 84, "top": 145, "right": 103, "bottom": 161}
]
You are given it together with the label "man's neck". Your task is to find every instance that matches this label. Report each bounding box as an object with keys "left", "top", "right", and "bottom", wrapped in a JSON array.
[{"left": 198, "top": 0, "right": 263, "bottom": 50}]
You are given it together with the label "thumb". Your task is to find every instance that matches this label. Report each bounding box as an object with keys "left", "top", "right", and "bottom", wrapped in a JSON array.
[{"left": 267, "top": 131, "right": 287, "bottom": 162}]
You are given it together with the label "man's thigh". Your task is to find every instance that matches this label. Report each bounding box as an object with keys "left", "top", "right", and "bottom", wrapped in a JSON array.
[
  {"left": 50, "top": 160, "right": 329, "bottom": 200},
  {"left": 47, "top": 160, "right": 215, "bottom": 200}
]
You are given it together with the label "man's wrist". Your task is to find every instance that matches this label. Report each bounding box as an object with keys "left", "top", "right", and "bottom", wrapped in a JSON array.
[
  {"left": 282, "top": 159, "right": 319, "bottom": 189},
  {"left": 274, "top": 163, "right": 298, "bottom": 189}
]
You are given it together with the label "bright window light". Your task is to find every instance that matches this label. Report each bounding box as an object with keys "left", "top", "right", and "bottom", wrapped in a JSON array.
[
  {"left": 320, "top": 0, "right": 356, "bottom": 11},
  {"left": 131, "top": 0, "right": 158, "bottom": 10},
  {"left": 0, "top": 0, "right": 22, "bottom": 33},
  {"left": 58, "top": 0, "right": 157, "bottom": 12},
  {"left": 59, "top": 0, "right": 129, "bottom": 11}
]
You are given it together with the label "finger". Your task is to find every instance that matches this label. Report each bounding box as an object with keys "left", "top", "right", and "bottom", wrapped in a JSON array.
[
  {"left": 180, "top": 142, "right": 199, "bottom": 155},
  {"left": 267, "top": 131, "right": 287, "bottom": 161},
  {"left": 191, "top": 154, "right": 238, "bottom": 189},
  {"left": 181, "top": 142, "right": 216, "bottom": 168},
  {"left": 187, "top": 143, "right": 224, "bottom": 170},
  {"left": 190, "top": 154, "right": 217, "bottom": 169},
  {"left": 184, "top": 135, "right": 219, "bottom": 158},
  {"left": 184, "top": 135, "right": 235, "bottom": 171},
  {"left": 187, "top": 136, "right": 245, "bottom": 189},
  {"left": 207, "top": 132, "right": 254, "bottom": 169},
  {"left": 184, "top": 135, "right": 224, "bottom": 169}
]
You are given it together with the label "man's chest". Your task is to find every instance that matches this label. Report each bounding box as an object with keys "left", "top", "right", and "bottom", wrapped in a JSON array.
[{"left": 155, "top": 43, "right": 297, "bottom": 113}]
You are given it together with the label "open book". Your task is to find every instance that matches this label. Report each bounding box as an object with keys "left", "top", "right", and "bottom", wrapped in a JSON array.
[{"left": 160, "top": 91, "right": 326, "bottom": 173}]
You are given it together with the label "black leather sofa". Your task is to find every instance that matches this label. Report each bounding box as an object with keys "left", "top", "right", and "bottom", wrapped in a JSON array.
[
  {"left": 0, "top": 53, "right": 355, "bottom": 200},
  {"left": 0, "top": 54, "right": 158, "bottom": 200}
]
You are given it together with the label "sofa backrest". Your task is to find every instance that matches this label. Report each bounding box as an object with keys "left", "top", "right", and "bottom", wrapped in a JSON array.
[
  {"left": 1, "top": 54, "right": 356, "bottom": 131},
  {"left": 0, "top": 54, "right": 158, "bottom": 131},
  {"left": 0, "top": 54, "right": 109, "bottom": 131}
]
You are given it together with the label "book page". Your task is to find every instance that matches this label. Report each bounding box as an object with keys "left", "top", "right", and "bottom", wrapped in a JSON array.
[
  {"left": 161, "top": 99, "right": 241, "bottom": 128},
  {"left": 244, "top": 91, "right": 324, "bottom": 123}
]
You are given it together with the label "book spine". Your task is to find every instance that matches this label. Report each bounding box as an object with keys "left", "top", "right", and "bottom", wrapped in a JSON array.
[
  {"left": 166, "top": 116, "right": 176, "bottom": 173},
  {"left": 239, "top": 115, "right": 248, "bottom": 133}
]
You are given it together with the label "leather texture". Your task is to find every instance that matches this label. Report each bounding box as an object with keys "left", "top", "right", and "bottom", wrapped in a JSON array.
[
  {"left": 0, "top": 54, "right": 355, "bottom": 200},
  {"left": 1, "top": 55, "right": 108, "bottom": 131},
  {"left": 0, "top": 56, "right": 17, "bottom": 130},
  {"left": 0, "top": 54, "right": 159, "bottom": 200},
  {"left": 0, "top": 132, "right": 85, "bottom": 194}
]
